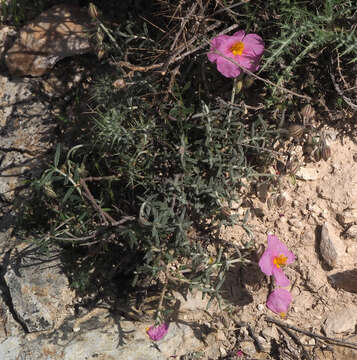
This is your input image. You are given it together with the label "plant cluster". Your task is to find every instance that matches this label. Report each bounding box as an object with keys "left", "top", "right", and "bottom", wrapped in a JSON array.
[{"left": 17, "top": 0, "right": 357, "bottom": 319}]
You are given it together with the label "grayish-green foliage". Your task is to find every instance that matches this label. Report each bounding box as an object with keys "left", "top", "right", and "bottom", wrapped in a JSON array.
[{"left": 16, "top": 0, "right": 357, "bottom": 314}]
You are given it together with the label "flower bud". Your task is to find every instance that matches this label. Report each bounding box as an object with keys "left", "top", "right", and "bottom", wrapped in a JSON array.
[
  {"left": 88, "top": 3, "right": 99, "bottom": 20},
  {"left": 288, "top": 124, "right": 304, "bottom": 139},
  {"left": 301, "top": 104, "right": 315, "bottom": 122}
]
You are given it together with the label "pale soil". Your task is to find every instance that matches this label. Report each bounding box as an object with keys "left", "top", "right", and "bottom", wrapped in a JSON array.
[
  {"left": 176, "top": 125, "right": 357, "bottom": 359},
  {"left": 216, "top": 125, "right": 357, "bottom": 359}
]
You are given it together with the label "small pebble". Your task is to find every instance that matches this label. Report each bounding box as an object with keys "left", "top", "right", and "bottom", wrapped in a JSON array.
[{"left": 320, "top": 223, "right": 339, "bottom": 268}]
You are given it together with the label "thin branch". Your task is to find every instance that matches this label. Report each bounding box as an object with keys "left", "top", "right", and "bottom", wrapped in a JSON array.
[
  {"left": 161, "top": 23, "right": 235, "bottom": 75},
  {"left": 212, "top": 49, "right": 312, "bottom": 101},
  {"left": 212, "top": 1, "right": 249, "bottom": 16},
  {"left": 83, "top": 175, "right": 122, "bottom": 182},
  {"left": 80, "top": 178, "right": 135, "bottom": 227},
  {"left": 329, "top": 63, "right": 357, "bottom": 111},
  {"left": 279, "top": 324, "right": 312, "bottom": 360},
  {"left": 117, "top": 61, "right": 163, "bottom": 73},
  {"left": 80, "top": 178, "right": 110, "bottom": 225},
  {"left": 155, "top": 266, "right": 169, "bottom": 321},
  {"left": 170, "top": 3, "right": 198, "bottom": 51},
  {"left": 266, "top": 316, "right": 357, "bottom": 350},
  {"left": 227, "top": 77, "right": 238, "bottom": 132}
]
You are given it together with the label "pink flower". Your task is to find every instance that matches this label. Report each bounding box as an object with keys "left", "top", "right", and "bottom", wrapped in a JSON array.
[
  {"left": 266, "top": 288, "right": 292, "bottom": 317},
  {"left": 207, "top": 30, "right": 264, "bottom": 78},
  {"left": 236, "top": 350, "right": 244, "bottom": 357},
  {"left": 146, "top": 323, "right": 169, "bottom": 341},
  {"left": 258, "top": 235, "right": 295, "bottom": 286}
]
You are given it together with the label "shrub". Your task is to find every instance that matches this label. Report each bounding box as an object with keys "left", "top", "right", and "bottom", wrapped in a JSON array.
[{"left": 19, "top": 0, "right": 357, "bottom": 318}]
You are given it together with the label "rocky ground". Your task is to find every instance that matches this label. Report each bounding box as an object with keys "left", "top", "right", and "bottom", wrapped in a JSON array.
[
  {"left": 0, "top": 3, "right": 356, "bottom": 360},
  {"left": 219, "top": 128, "right": 357, "bottom": 359}
]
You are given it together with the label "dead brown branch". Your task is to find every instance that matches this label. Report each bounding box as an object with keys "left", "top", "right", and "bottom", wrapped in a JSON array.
[
  {"left": 79, "top": 178, "right": 135, "bottom": 227},
  {"left": 266, "top": 316, "right": 357, "bottom": 350},
  {"left": 329, "top": 57, "right": 357, "bottom": 111}
]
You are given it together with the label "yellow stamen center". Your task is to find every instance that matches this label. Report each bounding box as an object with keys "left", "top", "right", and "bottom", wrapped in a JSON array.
[
  {"left": 231, "top": 41, "right": 245, "bottom": 56},
  {"left": 280, "top": 312, "right": 286, "bottom": 318},
  {"left": 273, "top": 254, "right": 287, "bottom": 268}
]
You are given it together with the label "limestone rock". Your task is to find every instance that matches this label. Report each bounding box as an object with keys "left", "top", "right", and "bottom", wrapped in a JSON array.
[
  {"left": 63, "top": 326, "right": 165, "bottom": 360},
  {"left": 328, "top": 269, "right": 357, "bottom": 293},
  {"left": 346, "top": 225, "right": 357, "bottom": 238},
  {"left": 338, "top": 208, "right": 357, "bottom": 225},
  {"left": 0, "top": 75, "right": 55, "bottom": 201},
  {"left": 0, "top": 25, "right": 17, "bottom": 61},
  {"left": 238, "top": 340, "right": 256, "bottom": 357},
  {"left": 296, "top": 167, "right": 320, "bottom": 181},
  {"left": 319, "top": 223, "right": 343, "bottom": 268},
  {"left": 0, "top": 307, "right": 205, "bottom": 360},
  {"left": 4, "top": 246, "right": 74, "bottom": 332},
  {"left": 172, "top": 290, "right": 210, "bottom": 312},
  {"left": 5, "top": 4, "right": 93, "bottom": 76},
  {"left": 0, "top": 293, "right": 24, "bottom": 340},
  {"left": 323, "top": 305, "right": 357, "bottom": 336},
  {"left": 0, "top": 212, "right": 17, "bottom": 261},
  {"left": 62, "top": 319, "right": 202, "bottom": 360},
  {"left": 0, "top": 336, "right": 22, "bottom": 359}
]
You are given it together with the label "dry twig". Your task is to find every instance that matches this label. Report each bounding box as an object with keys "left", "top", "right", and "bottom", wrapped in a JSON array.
[
  {"left": 80, "top": 178, "right": 134, "bottom": 227},
  {"left": 266, "top": 316, "right": 357, "bottom": 350},
  {"left": 329, "top": 63, "right": 357, "bottom": 111}
]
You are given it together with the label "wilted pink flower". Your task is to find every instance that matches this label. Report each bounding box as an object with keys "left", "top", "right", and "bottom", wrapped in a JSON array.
[
  {"left": 258, "top": 235, "right": 295, "bottom": 286},
  {"left": 146, "top": 323, "right": 169, "bottom": 341},
  {"left": 266, "top": 288, "right": 292, "bottom": 317},
  {"left": 207, "top": 30, "right": 264, "bottom": 78}
]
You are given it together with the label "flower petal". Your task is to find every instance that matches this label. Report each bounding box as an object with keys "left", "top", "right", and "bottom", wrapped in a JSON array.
[
  {"left": 237, "top": 53, "right": 260, "bottom": 72},
  {"left": 242, "top": 33, "right": 265, "bottom": 57},
  {"left": 232, "top": 30, "right": 246, "bottom": 42},
  {"left": 146, "top": 323, "right": 169, "bottom": 341},
  {"left": 272, "top": 266, "right": 290, "bottom": 287},
  {"left": 207, "top": 35, "right": 231, "bottom": 63},
  {"left": 267, "top": 235, "right": 296, "bottom": 264},
  {"left": 266, "top": 288, "right": 292, "bottom": 315},
  {"left": 236, "top": 350, "right": 244, "bottom": 357},
  {"left": 216, "top": 56, "right": 241, "bottom": 78},
  {"left": 207, "top": 30, "right": 264, "bottom": 78},
  {"left": 258, "top": 249, "right": 274, "bottom": 276}
]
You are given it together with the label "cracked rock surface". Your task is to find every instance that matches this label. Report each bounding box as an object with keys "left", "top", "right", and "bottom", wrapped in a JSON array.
[
  {"left": 5, "top": 4, "right": 94, "bottom": 77},
  {"left": 4, "top": 246, "right": 75, "bottom": 332},
  {"left": 0, "top": 75, "right": 55, "bottom": 202}
]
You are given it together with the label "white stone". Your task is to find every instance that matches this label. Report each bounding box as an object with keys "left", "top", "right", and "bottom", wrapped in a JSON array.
[
  {"left": 296, "top": 167, "right": 320, "bottom": 181},
  {"left": 0, "top": 336, "right": 22, "bottom": 359},
  {"left": 319, "top": 223, "right": 344, "bottom": 268},
  {"left": 324, "top": 305, "right": 357, "bottom": 336},
  {"left": 239, "top": 341, "right": 256, "bottom": 356}
]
